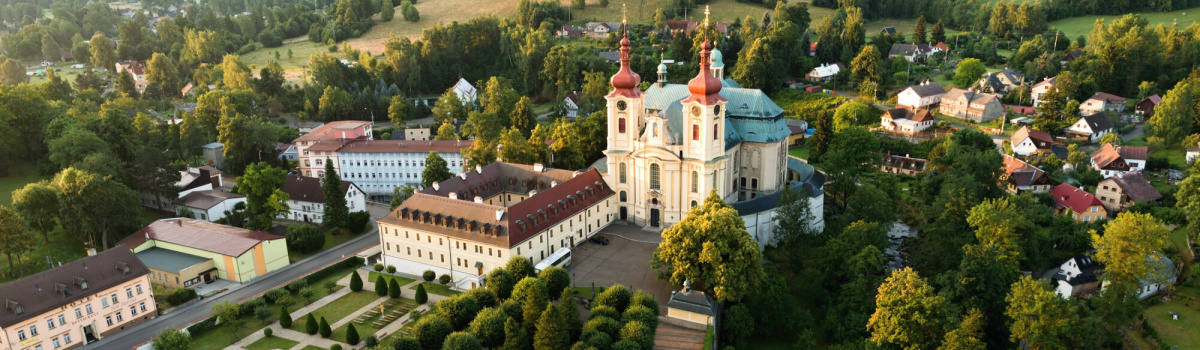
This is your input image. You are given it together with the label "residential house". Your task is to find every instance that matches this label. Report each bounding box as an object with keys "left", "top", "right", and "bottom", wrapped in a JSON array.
[
  {"left": 1187, "top": 143, "right": 1199, "bottom": 163},
  {"left": 880, "top": 26, "right": 897, "bottom": 35},
  {"left": 976, "top": 68, "right": 1025, "bottom": 94},
  {"left": 121, "top": 218, "right": 289, "bottom": 284},
  {"left": 1051, "top": 254, "right": 1103, "bottom": 298},
  {"left": 665, "top": 281, "right": 717, "bottom": 326},
  {"left": 1131, "top": 253, "right": 1176, "bottom": 299},
  {"left": 279, "top": 175, "right": 366, "bottom": 223},
  {"left": 138, "top": 166, "right": 223, "bottom": 212},
  {"left": 114, "top": 61, "right": 146, "bottom": 80},
  {"left": 940, "top": 88, "right": 1003, "bottom": 123},
  {"left": 172, "top": 190, "right": 246, "bottom": 222},
  {"left": 666, "top": 20, "right": 729, "bottom": 37},
  {"left": 451, "top": 78, "right": 478, "bottom": 104},
  {"left": 804, "top": 63, "right": 843, "bottom": 82},
  {"left": 0, "top": 248, "right": 156, "bottom": 348},
  {"left": 1096, "top": 172, "right": 1162, "bottom": 212},
  {"left": 787, "top": 122, "right": 807, "bottom": 147},
  {"left": 377, "top": 163, "right": 616, "bottom": 290},
  {"left": 1011, "top": 126, "right": 1055, "bottom": 156},
  {"left": 880, "top": 108, "right": 934, "bottom": 134},
  {"left": 585, "top": 22, "right": 619, "bottom": 39},
  {"left": 564, "top": 92, "right": 582, "bottom": 118},
  {"left": 1091, "top": 144, "right": 1147, "bottom": 178},
  {"left": 1080, "top": 92, "right": 1126, "bottom": 115},
  {"left": 405, "top": 128, "right": 431, "bottom": 141},
  {"left": 1136, "top": 95, "right": 1162, "bottom": 119},
  {"left": 1031, "top": 76, "right": 1057, "bottom": 107},
  {"left": 887, "top": 43, "right": 942, "bottom": 63},
  {"left": 896, "top": 81, "right": 946, "bottom": 109},
  {"left": 1002, "top": 155, "right": 1053, "bottom": 194},
  {"left": 1051, "top": 184, "right": 1108, "bottom": 222},
  {"left": 202, "top": 142, "right": 224, "bottom": 168},
  {"left": 279, "top": 144, "right": 298, "bottom": 161},
  {"left": 1061, "top": 49, "right": 1084, "bottom": 65},
  {"left": 1064, "top": 113, "right": 1115, "bottom": 143},
  {"left": 876, "top": 153, "right": 927, "bottom": 175}
]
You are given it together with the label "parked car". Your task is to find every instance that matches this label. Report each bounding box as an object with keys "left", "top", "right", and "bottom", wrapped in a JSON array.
[{"left": 589, "top": 236, "right": 609, "bottom": 245}]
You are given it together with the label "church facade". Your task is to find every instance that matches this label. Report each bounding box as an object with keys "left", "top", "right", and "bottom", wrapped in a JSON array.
[{"left": 596, "top": 22, "right": 825, "bottom": 248}]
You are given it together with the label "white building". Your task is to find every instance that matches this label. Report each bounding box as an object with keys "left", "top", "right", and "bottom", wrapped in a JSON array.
[
  {"left": 896, "top": 81, "right": 946, "bottom": 109},
  {"left": 1065, "top": 114, "right": 1115, "bottom": 143},
  {"left": 1031, "top": 76, "right": 1057, "bottom": 107},
  {"left": 139, "top": 166, "right": 223, "bottom": 212},
  {"left": 1080, "top": 92, "right": 1127, "bottom": 116},
  {"left": 172, "top": 190, "right": 246, "bottom": 222},
  {"left": 804, "top": 63, "right": 843, "bottom": 82},
  {"left": 332, "top": 139, "right": 471, "bottom": 200},
  {"left": 1092, "top": 144, "right": 1147, "bottom": 178},
  {"left": 451, "top": 78, "right": 478, "bottom": 104},
  {"left": 279, "top": 175, "right": 367, "bottom": 224},
  {"left": 1051, "top": 253, "right": 1176, "bottom": 300},
  {"left": 1010, "top": 126, "right": 1055, "bottom": 157}
]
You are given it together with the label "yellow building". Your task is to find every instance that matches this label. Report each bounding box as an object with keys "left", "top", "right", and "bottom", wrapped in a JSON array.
[
  {"left": 377, "top": 163, "right": 616, "bottom": 290},
  {"left": 119, "top": 219, "right": 289, "bottom": 284}
]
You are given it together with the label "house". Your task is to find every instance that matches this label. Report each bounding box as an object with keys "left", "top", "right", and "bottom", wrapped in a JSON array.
[
  {"left": 1051, "top": 254, "right": 1104, "bottom": 298},
  {"left": 939, "top": 88, "right": 1003, "bottom": 123},
  {"left": 880, "top": 108, "right": 934, "bottom": 134},
  {"left": 564, "top": 92, "right": 582, "bottom": 118},
  {"left": 451, "top": 78, "right": 478, "bottom": 104},
  {"left": 805, "top": 63, "right": 843, "bottom": 82},
  {"left": 1051, "top": 184, "right": 1108, "bottom": 222},
  {"left": 1011, "top": 126, "right": 1055, "bottom": 156},
  {"left": 1091, "top": 144, "right": 1147, "bottom": 178},
  {"left": 1136, "top": 95, "right": 1162, "bottom": 119},
  {"left": 975, "top": 68, "right": 1025, "bottom": 94},
  {"left": 180, "top": 82, "right": 197, "bottom": 96},
  {"left": 1095, "top": 172, "right": 1162, "bottom": 212},
  {"left": 585, "top": 22, "right": 620, "bottom": 39},
  {"left": 279, "top": 144, "right": 298, "bottom": 161},
  {"left": 896, "top": 81, "right": 946, "bottom": 109},
  {"left": 1080, "top": 92, "right": 1126, "bottom": 115},
  {"left": 172, "top": 190, "right": 246, "bottom": 222},
  {"left": 787, "top": 123, "right": 807, "bottom": 147},
  {"left": 405, "top": 128, "right": 431, "bottom": 141},
  {"left": 556, "top": 25, "right": 582, "bottom": 38},
  {"left": 1064, "top": 113, "right": 1115, "bottom": 143},
  {"left": 138, "top": 166, "right": 223, "bottom": 212},
  {"left": 121, "top": 218, "right": 289, "bottom": 284},
  {"left": 114, "top": 60, "right": 146, "bottom": 80},
  {"left": 0, "top": 248, "right": 156, "bottom": 347},
  {"left": 665, "top": 281, "right": 717, "bottom": 326},
  {"left": 1061, "top": 49, "right": 1084, "bottom": 65},
  {"left": 377, "top": 163, "right": 615, "bottom": 289},
  {"left": 666, "top": 20, "right": 729, "bottom": 37},
  {"left": 202, "top": 142, "right": 224, "bottom": 168},
  {"left": 1187, "top": 143, "right": 1199, "bottom": 163},
  {"left": 598, "top": 51, "right": 620, "bottom": 63},
  {"left": 880, "top": 26, "right": 897, "bottom": 35},
  {"left": 279, "top": 175, "right": 366, "bottom": 223},
  {"left": 1031, "top": 76, "right": 1057, "bottom": 107},
  {"left": 875, "top": 153, "right": 927, "bottom": 175},
  {"left": 1131, "top": 253, "right": 1176, "bottom": 299},
  {"left": 888, "top": 43, "right": 942, "bottom": 63},
  {"left": 1002, "top": 155, "right": 1053, "bottom": 194}
]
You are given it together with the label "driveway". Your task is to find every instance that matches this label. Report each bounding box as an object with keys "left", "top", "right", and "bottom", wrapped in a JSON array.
[
  {"left": 1123, "top": 124, "right": 1144, "bottom": 142},
  {"left": 568, "top": 228, "right": 677, "bottom": 307}
]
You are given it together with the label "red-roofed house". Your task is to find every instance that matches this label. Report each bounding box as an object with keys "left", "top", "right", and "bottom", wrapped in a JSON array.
[
  {"left": 1051, "top": 184, "right": 1108, "bottom": 222},
  {"left": 1136, "top": 95, "right": 1161, "bottom": 119},
  {"left": 119, "top": 218, "right": 289, "bottom": 283}
]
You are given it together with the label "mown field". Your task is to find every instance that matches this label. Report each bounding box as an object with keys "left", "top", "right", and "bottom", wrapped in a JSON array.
[{"left": 1048, "top": 7, "right": 1200, "bottom": 38}]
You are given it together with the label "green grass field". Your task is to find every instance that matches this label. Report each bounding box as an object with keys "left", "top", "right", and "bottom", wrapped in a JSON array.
[
  {"left": 290, "top": 230, "right": 364, "bottom": 262},
  {"left": 246, "top": 336, "right": 300, "bottom": 350},
  {"left": 300, "top": 346, "right": 328, "bottom": 350},
  {"left": 419, "top": 282, "right": 462, "bottom": 296},
  {"left": 368, "top": 271, "right": 417, "bottom": 286},
  {"left": 788, "top": 144, "right": 811, "bottom": 160},
  {"left": 291, "top": 291, "right": 383, "bottom": 332},
  {"left": 1145, "top": 297, "right": 1200, "bottom": 349},
  {"left": 1049, "top": 7, "right": 1200, "bottom": 38},
  {"left": 0, "top": 160, "right": 46, "bottom": 205}
]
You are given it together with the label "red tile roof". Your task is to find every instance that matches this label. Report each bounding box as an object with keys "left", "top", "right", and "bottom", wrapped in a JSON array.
[
  {"left": 1051, "top": 184, "right": 1102, "bottom": 214},
  {"left": 505, "top": 168, "right": 613, "bottom": 247},
  {"left": 294, "top": 120, "right": 372, "bottom": 143},
  {"left": 1088, "top": 92, "right": 1126, "bottom": 102},
  {"left": 121, "top": 219, "right": 282, "bottom": 257},
  {"left": 1013, "top": 126, "right": 1053, "bottom": 146}
]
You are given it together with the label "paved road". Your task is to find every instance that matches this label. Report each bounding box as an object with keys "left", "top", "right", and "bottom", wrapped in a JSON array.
[
  {"left": 85, "top": 230, "right": 379, "bottom": 350},
  {"left": 1122, "top": 124, "right": 1144, "bottom": 141}
]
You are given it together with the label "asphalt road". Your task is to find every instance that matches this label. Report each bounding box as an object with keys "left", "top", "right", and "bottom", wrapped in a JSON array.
[{"left": 84, "top": 229, "right": 379, "bottom": 350}]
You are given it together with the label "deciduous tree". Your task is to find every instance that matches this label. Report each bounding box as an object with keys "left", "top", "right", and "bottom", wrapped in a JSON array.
[
  {"left": 652, "top": 190, "right": 765, "bottom": 302},
  {"left": 0, "top": 205, "right": 34, "bottom": 277},
  {"left": 470, "top": 307, "right": 509, "bottom": 348},
  {"left": 850, "top": 44, "right": 881, "bottom": 84},
  {"left": 1004, "top": 275, "right": 1080, "bottom": 349},
  {"left": 11, "top": 181, "right": 59, "bottom": 243},
  {"left": 954, "top": 58, "right": 987, "bottom": 89},
  {"left": 1091, "top": 212, "right": 1170, "bottom": 288},
  {"left": 867, "top": 267, "right": 950, "bottom": 350},
  {"left": 238, "top": 162, "right": 290, "bottom": 230},
  {"left": 420, "top": 152, "right": 452, "bottom": 189},
  {"left": 146, "top": 53, "right": 179, "bottom": 97}
]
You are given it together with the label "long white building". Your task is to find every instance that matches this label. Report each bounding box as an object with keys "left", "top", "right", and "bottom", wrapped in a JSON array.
[{"left": 303, "top": 139, "right": 473, "bottom": 200}]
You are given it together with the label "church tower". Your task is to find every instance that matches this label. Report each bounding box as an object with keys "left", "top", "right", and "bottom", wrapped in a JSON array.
[
  {"left": 604, "top": 10, "right": 643, "bottom": 155},
  {"left": 680, "top": 8, "right": 727, "bottom": 163}
]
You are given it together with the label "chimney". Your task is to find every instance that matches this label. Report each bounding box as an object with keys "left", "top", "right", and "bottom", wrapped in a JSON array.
[
  {"left": 476, "top": 165, "right": 482, "bottom": 174},
  {"left": 86, "top": 248, "right": 97, "bottom": 257},
  {"left": 528, "top": 190, "right": 537, "bottom": 197},
  {"left": 433, "top": 182, "right": 440, "bottom": 191},
  {"left": 495, "top": 209, "right": 505, "bottom": 221},
  {"left": 551, "top": 180, "right": 558, "bottom": 187},
  {"left": 533, "top": 163, "right": 544, "bottom": 172},
  {"left": 459, "top": 173, "right": 467, "bottom": 180},
  {"left": 449, "top": 192, "right": 458, "bottom": 200},
  {"left": 474, "top": 196, "right": 483, "bottom": 203}
]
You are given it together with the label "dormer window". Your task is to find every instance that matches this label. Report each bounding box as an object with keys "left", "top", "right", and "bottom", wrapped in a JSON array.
[
  {"left": 74, "top": 277, "right": 88, "bottom": 290},
  {"left": 6, "top": 300, "right": 22, "bottom": 315}
]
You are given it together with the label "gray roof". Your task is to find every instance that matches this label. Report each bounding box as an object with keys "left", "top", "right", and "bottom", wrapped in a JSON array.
[
  {"left": 1080, "top": 113, "right": 1115, "bottom": 132},
  {"left": 135, "top": 247, "right": 211, "bottom": 273},
  {"left": 0, "top": 249, "right": 149, "bottom": 328},
  {"left": 173, "top": 190, "right": 245, "bottom": 210},
  {"left": 666, "top": 290, "right": 717, "bottom": 316},
  {"left": 905, "top": 82, "right": 946, "bottom": 98},
  {"left": 731, "top": 159, "right": 825, "bottom": 216},
  {"left": 202, "top": 142, "right": 223, "bottom": 148}
]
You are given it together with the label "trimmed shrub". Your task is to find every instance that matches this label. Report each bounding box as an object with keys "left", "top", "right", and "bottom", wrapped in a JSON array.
[
  {"left": 387, "top": 265, "right": 397, "bottom": 274},
  {"left": 349, "top": 271, "right": 363, "bottom": 292},
  {"left": 583, "top": 316, "right": 621, "bottom": 339},
  {"left": 538, "top": 266, "right": 570, "bottom": 300},
  {"left": 278, "top": 306, "right": 292, "bottom": 328},
  {"left": 389, "top": 278, "right": 402, "bottom": 298},
  {"left": 412, "top": 315, "right": 453, "bottom": 350},
  {"left": 415, "top": 284, "right": 428, "bottom": 304},
  {"left": 376, "top": 276, "right": 390, "bottom": 296},
  {"left": 391, "top": 337, "right": 421, "bottom": 350},
  {"left": 286, "top": 279, "right": 309, "bottom": 293},
  {"left": 263, "top": 328, "right": 273, "bottom": 337},
  {"left": 166, "top": 288, "right": 198, "bottom": 305},
  {"left": 305, "top": 314, "right": 318, "bottom": 334},
  {"left": 464, "top": 288, "right": 497, "bottom": 308},
  {"left": 330, "top": 345, "right": 342, "bottom": 350},
  {"left": 346, "top": 323, "right": 360, "bottom": 345},
  {"left": 374, "top": 263, "right": 385, "bottom": 271},
  {"left": 254, "top": 305, "right": 272, "bottom": 320},
  {"left": 264, "top": 288, "right": 289, "bottom": 304},
  {"left": 630, "top": 291, "right": 659, "bottom": 316},
  {"left": 364, "top": 334, "right": 379, "bottom": 348},
  {"left": 347, "top": 211, "right": 371, "bottom": 233},
  {"left": 319, "top": 317, "right": 332, "bottom": 337},
  {"left": 619, "top": 321, "right": 654, "bottom": 350},
  {"left": 442, "top": 331, "right": 482, "bottom": 350},
  {"left": 285, "top": 224, "right": 326, "bottom": 254},
  {"left": 621, "top": 305, "right": 657, "bottom": 331},
  {"left": 439, "top": 274, "right": 452, "bottom": 285},
  {"left": 594, "top": 285, "right": 631, "bottom": 312},
  {"left": 298, "top": 286, "right": 315, "bottom": 299},
  {"left": 612, "top": 339, "right": 640, "bottom": 350},
  {"left": 423, "top": 270, "right": 436, "bottom": 282},
  {"left": 588, "top": 306, "right": 620, "bottom": 321}
]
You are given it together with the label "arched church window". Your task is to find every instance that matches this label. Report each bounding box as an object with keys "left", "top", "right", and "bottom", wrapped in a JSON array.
[
  {"left": 620, "top": 191, "right": 627, "bottom": 202},
  {"left": 650, "top": 164, "right": 661, "bottom": 190},
  {"left": 691, "top": 200, "right": 698, "bottom": 208},
  {"left": 618, "top": 118, "right": 626, "bottom": 133},
  {"left": 713, "top": 124, "right": 718, "bottom": 140},
  {"left": 692, "top": 124, "right": 699, "bottom": 141},
  {"left": 652, "top": 123, "right": 658, "bottom": 137},
  {"left": 691, "top": 171, "right": 698, "bottom": 193},
  {"left": 619, "top": 163, "right": 627, "bottom": 183}
]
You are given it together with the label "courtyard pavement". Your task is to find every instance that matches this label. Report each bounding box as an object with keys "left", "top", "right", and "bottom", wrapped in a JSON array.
[{"left": 569, "top": 226, "right": 678, "bottom": 307}]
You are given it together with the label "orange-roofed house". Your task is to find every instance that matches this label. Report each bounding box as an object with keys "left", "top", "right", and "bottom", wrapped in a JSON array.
[
  {"left": 1091, "top": 144, "right": 1147, "bottom": 178},
  {"left": 1051, "top": 184, "right": 1108, "bottom": 222}
]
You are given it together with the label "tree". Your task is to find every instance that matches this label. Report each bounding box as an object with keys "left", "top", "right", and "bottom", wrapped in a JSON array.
[
  {"left": 11, "top": 181, "right": 60, "bottom": 243},
  {"left": 652, "top": 190, "right": 766, "bottom": 302},
  {"left": 346, "top": 323, "right": 360, "bottom": 345},
  {"left": 52, "top": 168, "right": 141, "bottom": 250},
  {"left": 939, "top": 309, "right": 985, "bottom": 350},
  {"left": 1005, "top": 275, "right": 1081, "bottom": 349},
  {"left": 221, "top": 54, "right": 253, "bottom": 90},
  {"left": 0, "top": 206, "right": 34, "bottom": 277},
  {"left": 966, "top": 198, "right": 1027, "bottom": 266},
  {"left": 443, "top": 331, "right": 482, "bottom": 350},
  {"left": 116, "top": 70, "right": 140, "bottom": 99},
  {"left": 416, "top": 283, "right": 428, "bottom": 304},
  {"left": 319, "top": 86, "right": 354, "bottom": 122},
  {"left": 390, "top": 186, "right": 415, "bottom": 210},
  {"left": 1092, "top": 212, "right": 1170, "bottom": 289},
  {"left": 40, "top": 69, "right": 72, "bottom": 101},
  {"left": 305, "top": 314, "right": 319, "bottom": 334},
  {"left": 146, "top": 53, "right": 179, "bottom": 97},
  {"left": 810, "top": 111, "right": 833, "bottom": 161},
  {"left": 393, "top": 337, "right": 421, "bottom": 350},
  {"left": 279, "top": 306, "right": 292, "bottom": 328},
  {"left": 538, "top": 266, "right": 570, "bottom": 300},
  {"left": 319, "top": 316, "right": 332, "bottom": 337},
  {"left": 501, "top": 317, "right": 526, "bottom": 350},
  {"left": 470, "top": 307, "right": 509, "bottom": 348},
  {"left": 322, "top": 159, "right": 350, "bottom": 230},
  {"left": 380, "top": 0, "right": 395, "bottom": 21},
  {"left": 850, "top": 44, "right": 881, "bottom": 84},
  {"left": 541, "top": 46, "right": 578, "bottom": 101},
  {"left": 511, "top": 97, "right": 537, "bottom": 137},
  {"left": 0, "top": 57, "right": 26, "bottom": 86},
  {"left": 413, "top": 315, "right": 453, "bottom": 350},
  {"left": 618, "top": 320, "right": 654, "bottom": 350},
  {"left": 350, "top": 271, "right": 364, "bottom": 292},
  {"left": 487, "top": 268, "right": 516, "bottom": 300},
  {"left": 1098, "top": 133, "right": 1121, "bottom": 146},
  {"left": 732, "top": 38, "right": 773, "bottom": 90},
  {"left": 421, "top": 152, "right": 452, "bottom": 188},
  {"left": 559, "top": 289, "right": 583, "bottom": 343},
  {"left": 931, "top": 20, "right": 946, "bottom": 44},
  {"left": 594, "top": 285, "right": 632, "bottom": 313},
  {"left": 390, "top": 278, "right": 402, "bottom": 298},
  {"left": 89, "top": 33, "right": 117, "bottom": 71},
  {"left": 437, "top": 294, "right": 482, "bottom": 330},
  {"left": 152, "top": 328, "right": 191, "bottom": 350},
  {"left": 41, "top": 34, "right": 62, "bottom": 62},
  {"left": 722, "top": 304, "right": 754, "bottom": 348},
  {"left": 1149, "top": 81, "right": 1195, "bottom": 145},
  {"left": 376, "top": 275, "right": 390, "bottom": 296},
  {"left": 285, "top": 224, "right": 326, "bottom": 254},
  {"left": 239, "top": 163, "right": 289, "bottom": 230},
  {"left": 507, "top": 256, "right": 536, "bottom": 280},
  {"left": 867, "top": 267, "right": 950, "bottom": 350},
  {"left": 534, "top": 303, "right": 568, "bottom": 350},
  {"left": 389, "top": 95, "right": 414, "bottom": 125},
  {"left": 401, "top": 0, "right": 420, "bottom": 22},
  {"left": 913, "top": 16, "right": 927, "bottom": 44},
  {"left": 954, "top": 58, "right": 987, "bottom": 89}
]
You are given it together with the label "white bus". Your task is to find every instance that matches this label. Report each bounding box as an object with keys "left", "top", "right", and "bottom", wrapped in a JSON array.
[{"left": 535, "top": 248, "right": 572, "bottom": 272}]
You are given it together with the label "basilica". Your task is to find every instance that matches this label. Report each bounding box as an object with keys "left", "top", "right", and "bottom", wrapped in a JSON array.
[{"left": 595, "top": 16, "right": 826, "bottom": 246}]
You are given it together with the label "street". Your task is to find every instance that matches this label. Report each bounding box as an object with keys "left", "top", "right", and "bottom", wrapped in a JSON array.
[{"left": 84, "top": 229, "right": 379, "bottom": 350}]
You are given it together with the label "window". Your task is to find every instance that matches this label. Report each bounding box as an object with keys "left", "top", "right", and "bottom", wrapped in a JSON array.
[
  {"left": 30, "top": 325, "right": 37, "bottom": 335},
  {"left": 17, "top": 330, "right": 25, "bottom": 341},
  {"left": 1090, "top": 206, "right": 1098, "bottom": 212},
  {"left": 691, "top": 171, "right": 698, "bottom": 193},
  {"left": 106, "top": 316, "right": 113, "bottom": 326},
  {"left": 85, "top": 305, "right": 92, "bottom": 315},
  {"left": 47, "top": 319, "right": 54, "bottom": 330},
  {"left": 102, "top": 298, "right": 109, "bottom": 307},
  {"left": 53, "top": 339, "right": 60, "bottom": 349},
  {"left": 714, "top": 124, "right": 718, "bottom": 140},
  {"left": 619, "top": 191, "right": 627, "bottom": 202},
  {"left": 618, "top": 118, "right": 626, "bottom": 133},
  {"left": 650, "top": 164, "right": 661, "bottom": 190},
  {"left": 127, "top": 288, "right": 133, "bottom": 298},
  {"left": 58, "top": 315, "right": 65, "bottom": 325},
  {"left": 131, "top": 306, "right": 138, "bottom": 316},
  {"left": 116, "top": 312, "right": 123, "bottom": 322},
  {"left": 64, "top": 334, "right": 71, "bottom": 344},
  {"left": 136, "top": 285, "right": 142, "bottom": 294},
  {"left": 692, "top": 124, "right": 699, "bottom": 140},
  {"left": 619, "top": 163, "right": 627, "bottom": 183}
]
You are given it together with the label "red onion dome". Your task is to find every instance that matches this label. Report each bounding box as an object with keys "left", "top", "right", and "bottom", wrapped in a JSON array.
[
  {"left": 608, "top": 35, "right": 641, "bottom": 97},
  {"left": 683, "top": 40, "right": 726, "bottom": 105}
]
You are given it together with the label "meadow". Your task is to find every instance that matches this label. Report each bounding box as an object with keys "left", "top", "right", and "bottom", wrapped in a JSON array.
[{"left": 1048, "top": 7, "right": 1200, "bottom": 38}]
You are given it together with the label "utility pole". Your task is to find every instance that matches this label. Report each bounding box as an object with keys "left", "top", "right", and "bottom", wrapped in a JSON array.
[{"left": 1052, "top": 31, "right": 1059, "bottom": 52}]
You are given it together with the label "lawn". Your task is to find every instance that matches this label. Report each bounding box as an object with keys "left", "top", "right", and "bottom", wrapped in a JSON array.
[
  {"left": 1049, "top": 7, "right": 1200, "bottom": 38},
  {"left": 290, "top": 230, "right": 364, "bottom": 262},
  {"left": 330, "top": 298, "right": 416, "bottom": 341},
  {"left": 0, "top": 223, "right": 87, "bottom": 285},
  {"left": 369, "top": 271, "right": 416, "bottom": 286},
  {"left": 571, "top": 285, "right": 607, "bottom": 299},
  {"left": 562, "top": 0, "right": 796, "bottom": 27},
  {"left": 1144, "top": 298, "right": 1200, "bottom": 349},
  {"left": 300, "top": 346, "right": 328, "bottom": 350},
  {"left": 419, "top": 282, "right": 463, "bottom": 296},
  {"left": 246, "top": 336, "right": 300, "bottom": 350},
  {"left": 788, "top": 144, "right": 811, "bottom": 160},
  {"left": 239, "top": 40, "right": 350, "bottom": 82},
  {"left": 292, "top": 291, "right": 384, "bottom": 332},
  {"left": 0, "top": 160, "right": 47, "bottom": 205}
]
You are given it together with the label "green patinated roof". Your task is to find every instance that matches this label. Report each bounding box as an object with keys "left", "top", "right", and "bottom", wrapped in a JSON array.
[{"left": 642, "top": 82, "right": 790, "bottom": 146}]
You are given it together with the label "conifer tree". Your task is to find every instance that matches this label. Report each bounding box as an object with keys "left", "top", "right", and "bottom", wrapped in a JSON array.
[
  {"left": 319, "top": 317, "right": 332, "bottom": 337},
  {"left": 932, "top": 20, "right": 946, "bottom": 44},
  {"left": 350, "top": 271, "right": 363, "bottom": 292},
  {"left": 810, "top": 111, "right": 833, "bottom": 161},
  {"left": 913, "top": 16, "right": 927, "bottom": 44},
  {"left": 416, "top": 283, "right": 428, "bottom": 304},
  {"left": 346, "top": 323, "right": 360, "bottom": 345},
  {"left": 379, "top": 0, "right": 395, "bottom": 21},
  {"left": 534, "top": 304, "right": 568, "bottom": 350},
  {"left": 322, "top": 158, "right": 349, "bottom": 229},
  {"left": 389, "top": 278, "right": 402, "bottom": 298},
  {"left": 305, "top": 314, "right": 318, "bottom": 334},
  {"left": 376, "top": 275, "right": 389, "bottom": 296},
  {"left": 278, "top": 306, "right": 292, "bottom": 328}
]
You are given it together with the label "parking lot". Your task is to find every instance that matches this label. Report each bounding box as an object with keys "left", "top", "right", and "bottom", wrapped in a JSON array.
[{"left": 568, "top": 225, "right": 678, "bottom": 306}]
